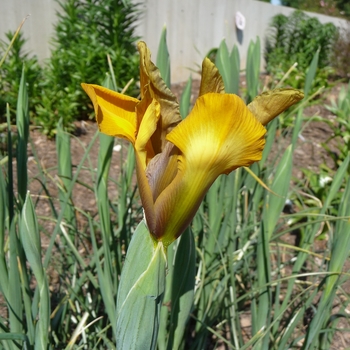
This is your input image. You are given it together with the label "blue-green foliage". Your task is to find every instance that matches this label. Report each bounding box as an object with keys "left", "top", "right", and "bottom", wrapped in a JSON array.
[{"left": 0, "top": 31, "right": 42, "bottom": 124}]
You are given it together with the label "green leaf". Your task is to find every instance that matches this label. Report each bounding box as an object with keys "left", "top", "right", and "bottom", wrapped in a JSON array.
[
  {"left": 303, "top": 171, "right": 350, "bottom": 349},
  {"left": 304, "top": 48, "right": 319, "bottom": 98},
  {"left": 229, "top": 45, "right": 240, "bottom": 95},
  {"left": 0, "top": 164, "right": 8, "bottom": 294},
  {"left": 180, "top": 76, "right": 192, "bottom": 119},
  {"left": 116, "top": 221, "right": 167, "bottom": 350},
  {"left": 215, "top": 40, "right": 240, "bottom": 94},
  {"left": 166, "top": 228, "right": 196, "bottom": 350},
  {"left": 215, "top": 40, "right": 230, "bottom": 91},
  {"left": 246, "top": 37, "right": 260, "bottom": 102},
  {"left": 20, "top": 192, "right": 50, "bottom": 350},
  {"left": 20, "top": 193, "right": 42, "bottom": 286},
  {"left": 263, "top": 145, "right": 293, "bottom": 240},
  {"left": 5, "top": 104, "right": 23, "bottom": 345},
  {"left": 16, "top": 66, "right": 29, "bottom": 206},
  {"left": 157, "top": 26, "right": 171, "bottom": 88},
  {"left": 326, "top": 176, "right": 350, "bottom": 289},
  {"left": 158, "top": 242, "right": 176, "bottom": 350},
  {"left": 56, "top": 118, "right": 75, "bottom": 225}
]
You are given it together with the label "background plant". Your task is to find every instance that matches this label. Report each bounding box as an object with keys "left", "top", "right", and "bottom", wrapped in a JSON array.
[
  {"left": 34, "top": 0, "right": 140, "bottom": 136},
  {"left": 0, "top": 31, "right": 42, "bottom": 124},
  {"left": 331, "top": 23, "right": 350, "bottom": 78},
  {"left": 323, "top": 81, "right": 350, "bottom": 166},
  {"left": 259, "top": 0, "right": 350, "bottom": 19},
  {"left": 265, "top": 11, "right": 337, "bottom": 92}
]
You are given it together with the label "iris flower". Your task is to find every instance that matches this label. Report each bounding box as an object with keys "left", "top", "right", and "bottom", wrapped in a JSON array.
[{"left": 82, "top": 41, "right": 303, "bottom": 247}]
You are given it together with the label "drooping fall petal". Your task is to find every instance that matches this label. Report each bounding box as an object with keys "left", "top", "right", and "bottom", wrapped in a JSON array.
[
  {"left": 248, "top": 88, "right": 304, "bottom": 126},
  {"left": 153, "top": 93, "right": 266, "bottom": 245},
  {"left": 81, "top": 83, "right": 139, "bottom": 143},
  {"left": 167, "top": 93, "right": 266, "bottom": 176},
  {"left": 82, "top": 83, "right": 161, "bottom": 228}
]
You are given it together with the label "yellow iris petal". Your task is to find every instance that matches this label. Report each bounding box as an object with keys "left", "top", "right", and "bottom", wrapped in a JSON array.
[
  {"left": 154, "top": 93, "right": 266, "bottom": 245},
  {"left": 81, "top": 83, "right": 139, "bottom": 143},
  {"left": 135, "top": 99, "right": 161, "bottom": 169},
  {"left": 199, "top": 57, "right": 225, "bottom": 96},
  {"left": 137, "top": 41, "right": 182, "bottom": 152},
  {"left": 153, "top": 163, "right": 211, "bottom": 246},
  {"left": 248, "top": 88, "right": 304, "bottom": 126},
  {"left": 167, "top": 93, "right": 266, "bottom": 178}
]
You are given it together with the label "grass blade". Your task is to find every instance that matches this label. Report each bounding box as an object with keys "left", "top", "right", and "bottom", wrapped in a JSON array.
[
  {"left": 264, "top": 145, "right": 293, "bottom": 241},
  {"left": 304, "top": 48, "right": 320, "bottom": 98},
  {"left": 166, "top": 228, "right": 196, "bottom": 350},
  {"left": 0, "top": 162, "right": 9, "bottom": 294},
  {"left": 16, "top": 66, "right": 29, "bottom": 207},
  {"left": 303, "top": 172, "right": 350, "bottom": 349},
  {"left": 20, "top": 192, "right": 50, "bottom": 349}
]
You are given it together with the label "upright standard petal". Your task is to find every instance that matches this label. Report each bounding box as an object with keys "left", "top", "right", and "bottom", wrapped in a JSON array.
[
  {"left": 135, "top": 98, "right": 161, "bottom": 169},
  {"left": 248, "top": 88, "right": 304, "bottom": 126},
  {"left": 81, "top": 83, "right": 139, "bottom": 143},
  {"left": 137, "top": 41, "right": 182, "bottom": 152},
  {"left": 153, "top": 93, "right": 266, "bottom": 245},
  {"left": 199, "top": 57, "right": 225, "bottom": 96}
]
